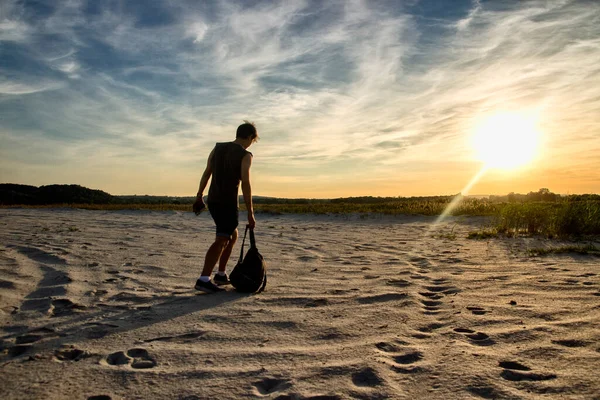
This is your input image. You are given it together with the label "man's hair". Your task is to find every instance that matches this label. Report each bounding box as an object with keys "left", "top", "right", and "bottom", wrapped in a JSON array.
[{"left": 236, "top": 120, "right": 259, "bottom": 141}]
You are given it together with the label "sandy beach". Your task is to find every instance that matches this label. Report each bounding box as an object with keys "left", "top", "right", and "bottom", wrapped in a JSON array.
[{"left": 0, "top": 208, "right": 599, "bottom": 399}]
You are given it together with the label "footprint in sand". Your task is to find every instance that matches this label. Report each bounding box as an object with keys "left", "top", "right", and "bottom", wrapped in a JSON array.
[
  {"left": 409, "top": 256, "right": 430, "bottom": 267},
  {"left": 105, "top": 348, "right": 156, "bottom": 369},
  {"left": 417, "top": 322, "right": 446, "bottom": 333},
  {"left": 375, "top": 341, "right": 426, "bottom": 374},
  {"left": 410, "top": 332, "right": 431, "bottom": 340},
  {"left": 351, "top": 367, "right": 384, "bottom": 387},
  {"left": 551, "top": 339, "right": 590, "bottom": 348},
  {"left": 127, "top": 348, "right": 157, "bottom": 369},
  {"left": 453, "top": 328, "right": 495, "bottom": 346},
  {"left": 499, "top": 360, "right": 556, "bottom": 381},
  {"left": 355, "top": 293, "right": 408, "bottom": 304},
  {"left": 391, "top": 362, "right": 426, "bottom": 374},
  {"left": 105, "top": 351, "right": 130, "bottom": 365},
  {"left": 375, "top": 341, "right": 403, "bottom": 353},
  {"left": 386, "top": 279, "right": 411, "bottom": 288},
  {"left": 252, "top": 377, "right": 292, "bottom": 396},
  {"left": 466, "top": 306, "right": 489, "bottom": 315},
  {"left": 393, "top": 351, "right": 424, "bottom": 365},
  {"left": 422, "top": 285, "right": 460, "bottom": 295},
  {"left": 499, "top": 361, "right": 530, "bottom": 371},
  {"left": 419, "top": 291, "right": 443, "bottom": 300},
  {"left": 415, "top": 274, "right": 460, "bottom": 315},
  {"left": 420, "top": 299, "right": 444, "bottom": 315},
  {"left": 363, "top": 274, "right": 380, "bottom": 280},
  {"left": 420, "top": 299, "right": 443, "bottom": 309},
  {"left": 54, "top": 346, "right": 90, "bottom": 361}
]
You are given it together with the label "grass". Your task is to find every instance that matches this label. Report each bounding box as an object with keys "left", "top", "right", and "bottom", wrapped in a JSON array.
[
  {"left": 467, "top": 229, "right": 498, "bottom": 240},
  {"left": 494, "top": 201, "right": 600, "bottom": 237},
  {"left": 436, "top": 232, "right": 457, "bottom": 240},
  {"left": 528, "top": 244, "right": 600, "bottom": 257},
  {"left": 254, "top": 198, "right": 501, "bottom": 216}
]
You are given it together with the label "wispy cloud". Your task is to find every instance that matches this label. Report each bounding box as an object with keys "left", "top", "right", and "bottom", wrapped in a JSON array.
[
  {"left": 0, "top": 19, "right": 29, "bottom": 42},
  {"left": 1, "top": 0, "right": 599, "bottom": 196},
  {"left": 0, "top": 79, "right": 64, "bottom": 94}
]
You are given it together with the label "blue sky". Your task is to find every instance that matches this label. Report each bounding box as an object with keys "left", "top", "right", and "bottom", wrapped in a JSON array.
[{"left": 1, "top": 0, "right": 599, "bottom": 197}]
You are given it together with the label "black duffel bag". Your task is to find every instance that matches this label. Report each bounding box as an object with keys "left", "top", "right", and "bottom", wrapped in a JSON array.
[{"left": 229, "top": 225, "right": 267, "bottom": 293}]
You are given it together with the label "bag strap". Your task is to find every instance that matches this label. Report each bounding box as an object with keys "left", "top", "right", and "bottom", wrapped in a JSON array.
[
  {"left": 237, "top": 225, "right": 249, "bottom": 263},
  {"left": 257, "top": 272, "right": 267, "bottom": 294},
  {"left": 249, "top": 226, "right": 257, "bottom": 249}
]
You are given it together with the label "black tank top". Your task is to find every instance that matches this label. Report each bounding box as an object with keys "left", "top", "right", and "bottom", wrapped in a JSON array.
[{"left": 207, "top": 142, "right": 251, "bottom": 207}]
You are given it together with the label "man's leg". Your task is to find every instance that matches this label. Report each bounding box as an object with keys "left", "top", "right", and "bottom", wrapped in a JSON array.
[
  {"left": 201, "top": 236, "right": 230, "bottom": 278},
  {"left": 195, "top": 236, "right": 230, "bottom": 293},
  {"left": 218, "top": 228, "right": 238, "bottom": 273}
]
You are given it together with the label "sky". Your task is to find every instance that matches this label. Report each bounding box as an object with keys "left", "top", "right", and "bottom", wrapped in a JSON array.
[{"left": 1, "top": 0, "right": 599, "bottom": 198}]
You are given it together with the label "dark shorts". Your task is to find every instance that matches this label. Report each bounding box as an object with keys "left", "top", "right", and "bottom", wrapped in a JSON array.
[{"left": 208, "top": 202, "right": 239, "bottom": 238}]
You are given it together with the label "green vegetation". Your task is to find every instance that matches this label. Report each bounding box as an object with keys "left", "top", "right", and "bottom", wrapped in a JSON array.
[
  {"left": 2, "top": 185, "right": 599, "bottom": 238},
  {"left": 254, "top": 196, "right": 501, "bottom": 216},
  {"left": 528, "top": 244, "right": 600, "bottom": 257},
  {"left": 494, "top": 200, "right": 600, "bottom": 237},
  {"left": 467, "top": 229, "right": 498, "bottom": 240}
]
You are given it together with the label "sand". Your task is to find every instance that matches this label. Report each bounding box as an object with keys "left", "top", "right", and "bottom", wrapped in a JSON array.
[{"left": 0, "top": 208, "right": 599, "bottom": 400}]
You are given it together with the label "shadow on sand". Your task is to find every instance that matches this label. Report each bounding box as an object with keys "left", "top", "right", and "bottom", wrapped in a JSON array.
[{"left": 1, "top": 287, "right": 250, "bottom": 362}]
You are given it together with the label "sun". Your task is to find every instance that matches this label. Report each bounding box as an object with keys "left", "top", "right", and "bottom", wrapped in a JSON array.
[{"left": 472, "top": 112, "right": 541, "bottom": 169}]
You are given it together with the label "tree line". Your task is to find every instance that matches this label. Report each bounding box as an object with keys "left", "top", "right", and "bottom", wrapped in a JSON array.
[{"left": 1, "top": 184, "right": 598, "bottom": 206}]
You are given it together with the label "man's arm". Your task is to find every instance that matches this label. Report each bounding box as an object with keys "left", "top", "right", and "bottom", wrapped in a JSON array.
[
  {"left": 193, "top": 149, "right": 214, "bottom": 214},
  {"left": 241, "top": 153, "right": 255, "bottom": 229}
]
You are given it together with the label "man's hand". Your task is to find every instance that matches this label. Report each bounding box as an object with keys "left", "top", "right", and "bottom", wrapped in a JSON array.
[
  {"left": 193, "top": 197, "right": 206, "bottom": 215},
  {"left": 248, "top": 212, "right": 256, "bottom": 229}
]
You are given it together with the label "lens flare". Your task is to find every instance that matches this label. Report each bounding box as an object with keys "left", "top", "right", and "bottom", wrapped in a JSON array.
[{"left": 431, "top": 166, "right": 488, "bottom": 230}]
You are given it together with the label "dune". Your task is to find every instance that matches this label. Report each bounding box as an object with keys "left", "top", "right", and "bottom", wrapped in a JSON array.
[{"left": 0, "top": 208, "right": 599, "bottom": 399}]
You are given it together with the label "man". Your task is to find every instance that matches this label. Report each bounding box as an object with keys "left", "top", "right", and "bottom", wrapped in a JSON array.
[{"left": 193, "top": 121, "right": 258, "bottom": 293}]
